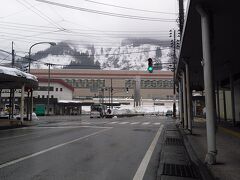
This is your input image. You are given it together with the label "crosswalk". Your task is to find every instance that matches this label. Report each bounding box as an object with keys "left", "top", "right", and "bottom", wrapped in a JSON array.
[
  {"left": 105, "top": 121, "right": 161, "bottom": 126},
  {"left": 46, "top": 121, "right": 162, "bottom": 127}
]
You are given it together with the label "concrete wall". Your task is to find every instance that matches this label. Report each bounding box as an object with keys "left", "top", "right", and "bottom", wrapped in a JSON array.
[
  {"left": 234, "top": 81, "right": 240, "bottom": 122},
  {"left": 219, "top": 90, "right": 232, "bottom": 120}
]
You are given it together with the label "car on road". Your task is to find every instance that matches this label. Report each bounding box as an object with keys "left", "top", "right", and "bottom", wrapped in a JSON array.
[
  {"left": 90, "top": 104, "right": 107, "bottom": 118},
  {"left": 165, "top": 110, "right": 173, "bottom": 117}
]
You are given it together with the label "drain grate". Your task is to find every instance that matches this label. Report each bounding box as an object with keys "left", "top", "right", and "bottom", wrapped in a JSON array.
[
  {"left": 162, "top": 163, "right": 198, "bottom": 178},
  {"left": 165, "top": 137, "right": 183, "bottom": 146}
]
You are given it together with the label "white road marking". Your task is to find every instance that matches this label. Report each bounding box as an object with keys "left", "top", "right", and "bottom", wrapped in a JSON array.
[
  {"left": 0, "top": 127, "right": 112, "bottom": 169},
  {"left": 29, "top": 125, "right": 112, "bottom": 129},
  {"left": 81, "top": 122, "right": 91, "bottom": 125},
  {"left": 119, "top": 122, "right": 129, "bottom": 125},
  {"left": 0, "top": 134, "right": 32, "bottom": 141},
  {"left": 133, "top": 124, "right": 164, "bottom": 180},
  {"left": 153, "top": 122, "right": 161, "bottom": 125},
  {"left": 130, "top": 122, "right": 140, "bottom": 125},
  {"left": 108, "top": 121, "right": 118, "bottom": 124},
  {"left": 142, "top": 122, "right": 150, "bottom": 125}
]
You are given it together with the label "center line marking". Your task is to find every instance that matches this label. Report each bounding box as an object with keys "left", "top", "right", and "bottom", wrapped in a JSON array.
[
  {"left": 119, "top": 122, "right": 129, "bottom": 124},
  {"left": 131, "top": 122, "right": 140, "bottom": 125},
  {"left": 0, "top": 127, "right": 112, "bottom": 169},
  {"left": 108, "top": 122, "right": 118, "bottom": 124},
  {"left": 133, "top": 124, "right": 164, "bottom": 180}
]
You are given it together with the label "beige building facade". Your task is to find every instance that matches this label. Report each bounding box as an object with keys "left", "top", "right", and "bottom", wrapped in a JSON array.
[{"left": 31, "top": 69, "right": 174, "bottom": 100}]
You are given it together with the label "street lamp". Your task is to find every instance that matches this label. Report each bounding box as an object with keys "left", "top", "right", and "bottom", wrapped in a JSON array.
[
  {"left": 28, "top": 42, "right": 56, "bottom": 73},
  {"left": 28, "top": 42, "right": 56, "bottom": 120}
]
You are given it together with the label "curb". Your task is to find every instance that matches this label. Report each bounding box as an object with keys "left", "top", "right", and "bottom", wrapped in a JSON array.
[
  {"left": 179, "top": 127, "right": 215, "bottom": 180},
  {"left": 157, "top": 123, "right": 199, "bottom": 180}
]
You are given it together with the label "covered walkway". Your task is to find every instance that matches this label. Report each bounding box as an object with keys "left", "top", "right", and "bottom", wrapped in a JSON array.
[{"left": 176, "top": 0, "right": 239, "bottom": 165}]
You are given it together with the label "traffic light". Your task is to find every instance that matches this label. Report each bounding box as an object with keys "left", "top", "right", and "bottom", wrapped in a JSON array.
[{"left": 147, "top": 58, "right": 153, "bottom": 73}]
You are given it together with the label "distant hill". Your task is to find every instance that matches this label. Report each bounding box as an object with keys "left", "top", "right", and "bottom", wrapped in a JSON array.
[{"left": 12, "top": 39, "right": 172, "bottom": 71}]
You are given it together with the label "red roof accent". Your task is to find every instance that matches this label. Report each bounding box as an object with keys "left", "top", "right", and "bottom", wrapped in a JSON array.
[{"left": 38, "top": 78, "right": 74, "bottom": 92}]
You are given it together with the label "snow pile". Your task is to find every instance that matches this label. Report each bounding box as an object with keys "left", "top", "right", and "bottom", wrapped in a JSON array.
[{"left": 0, "top": 65, "right": 37, "bottom": 81}]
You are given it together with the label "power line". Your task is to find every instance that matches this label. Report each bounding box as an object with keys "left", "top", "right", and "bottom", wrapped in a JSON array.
[
  {"left": 85, "top": 0, "right": 178, "bottom": 15},
  {"left": 0, "top": 21, "right": 171, "bottom": 33},
  {"left": 36, "top": 0, "right": 176, "bottom": 22},
  {"left": 16, "top": 0, "right": 64, "bottom": 30}
]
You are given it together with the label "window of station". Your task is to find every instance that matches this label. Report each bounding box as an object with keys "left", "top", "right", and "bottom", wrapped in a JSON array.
[
  {"left": 125, "top": 79, "right": 173, "bottom": 89},
  {"left": 60, "top": 88, "right": 63, "bottom": 91},
  {"left": 65, "top": 79, "right": 105, "bottom": 89},
  {"left": 56, "top": 88, "right": 58, "bottom": 91}
]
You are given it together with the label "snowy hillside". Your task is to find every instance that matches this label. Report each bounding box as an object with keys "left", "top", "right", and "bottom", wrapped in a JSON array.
[
  {"left": 94, "top": 44, "right": 171, "bottom": 70},
  {"left": 32, "top": 44, "right": 171, "bottom": 70},
  {"left": 1, "top": 40, "right": 172, "bottom": 71}
]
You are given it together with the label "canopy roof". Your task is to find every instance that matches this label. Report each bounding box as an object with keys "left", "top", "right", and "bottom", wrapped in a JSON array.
[
  {"left": 177, "top": 0, "right": 238, "bottom": 90},
  {"left": 0, "top": 66, "right": 38, "bottom": 89}
]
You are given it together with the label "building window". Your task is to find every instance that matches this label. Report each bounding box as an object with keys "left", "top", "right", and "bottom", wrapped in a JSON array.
[
  {"left": 51, "top": 95, "right": 54, "bottom": 98},
  {"left": 38, "top": 95, "right": 40, "bottom": 98},
  {"left": 56, "top": 88, "right": 58, "bottom": 91},
  {"left": 60, "top": 88, "right": 63, "bottom": 91},
  {"left": 42, "top": 95, "right": 44, "bottom": 98}
]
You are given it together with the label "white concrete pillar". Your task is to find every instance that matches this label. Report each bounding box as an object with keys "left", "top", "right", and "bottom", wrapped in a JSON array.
[
  {"left": 185, "top": 62, "right": 192, "bottom": 133},
  {"left": 230, "top": 74, "right": 236, "bottom": 126},
  {"left": 197, "top": 5, "right": 217, "bottom": 165},
  {"left": 182, "top": 71, "right": 188, "bottom": 129},
  {"left": 216, "top": 82, "right": 221, "bottom": 122},
  {"left": 179, "top": 80, "right": 183, "bottom": 126},
  {"left": 20, "top": 84, "right": 25, "bottom": 124}
]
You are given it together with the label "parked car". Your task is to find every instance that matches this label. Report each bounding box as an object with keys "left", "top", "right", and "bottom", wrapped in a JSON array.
[
  {"left": 165, "top": 110, "right": 173, "bottom": 117},
  {"left": 105, "top": 108, "right": 113, "bottom": 118}
]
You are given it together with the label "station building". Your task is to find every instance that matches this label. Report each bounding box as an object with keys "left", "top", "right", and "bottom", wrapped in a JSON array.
[
  {"left": 1, "top": 69, "right": 174, "bottom": 115},
  {"left": 31, "top": 69, "right": 174, "bottom": 100},
  {"left": 31, "top": 69, "right": 174, "bottom": 115}
]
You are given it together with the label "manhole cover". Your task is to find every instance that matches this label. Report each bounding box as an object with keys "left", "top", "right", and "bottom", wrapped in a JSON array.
[
  {"left": 165, "top": 137, "right": 183, "bottom": 146},
  {"left": 162, "top": 163, "right": 198, "bottom": 178}
]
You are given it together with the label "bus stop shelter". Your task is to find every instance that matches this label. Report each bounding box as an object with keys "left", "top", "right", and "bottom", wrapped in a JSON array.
[{"left": 0, "top": 66, "right": 38, "bottom": 124}]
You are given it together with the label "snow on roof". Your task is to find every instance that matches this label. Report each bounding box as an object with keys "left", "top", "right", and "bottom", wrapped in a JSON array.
[{"left": 0, "top": 66, "right": 37, "bottom": 81}]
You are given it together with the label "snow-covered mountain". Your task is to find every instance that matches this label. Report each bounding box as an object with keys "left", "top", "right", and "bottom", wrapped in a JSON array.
[
  {"left": 94, "top": 44, "right": 171, "bottom": 70},
  {"left": 1, "top": 40, "right": 172, "bottom": 71}
]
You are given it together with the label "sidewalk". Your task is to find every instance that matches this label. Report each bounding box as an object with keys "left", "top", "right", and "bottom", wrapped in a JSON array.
[
  {"left": 182, "top": 118, "right": 240, "bottom": 180},
  {"left": 157, "top": 123, "right": 206, "bottom": 180},
  {"left": 0, "top": 119, "right": 39, "bottom": 130}
]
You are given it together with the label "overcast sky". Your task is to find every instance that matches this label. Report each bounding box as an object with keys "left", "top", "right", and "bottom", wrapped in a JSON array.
[{"left": 0, "top": 0, "right": 187, "bottom": 57}]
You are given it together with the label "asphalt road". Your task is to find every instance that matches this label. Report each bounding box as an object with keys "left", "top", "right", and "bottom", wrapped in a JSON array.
[{"left": 0, "top": 115, "right": 173, "bottom": 180}]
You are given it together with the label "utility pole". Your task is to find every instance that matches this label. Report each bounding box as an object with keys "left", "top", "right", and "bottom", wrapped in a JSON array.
[
  {"left": 45, "top": 63, "right": 53, "bottom": 115},
  {"left": 178, "top": 0, "right": 184, "bottom": 39},
  {"left": 110, "top": 78, "right": 113, "bottom": 109},
  {"left": 170, "top": 29, "right": 179, "bottom": 118},
  {"left": 10, "top": 41, "right": 15, "bottom": 119},
  {"left": 11, "top": 41, "right": 15, "bottom": 68}
]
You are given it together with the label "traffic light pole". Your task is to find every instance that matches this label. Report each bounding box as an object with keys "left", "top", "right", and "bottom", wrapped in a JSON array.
[{"left": 171, "top": 30, "right": 177, "bottom": 118}]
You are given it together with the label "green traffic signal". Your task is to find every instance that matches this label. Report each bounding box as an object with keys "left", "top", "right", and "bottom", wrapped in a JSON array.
[
  {"left": 148, "top": 66, "right": 153, "bottom": 73},
  {"left": 148, "top": 58, "right": 153, "bottom": 73}
]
